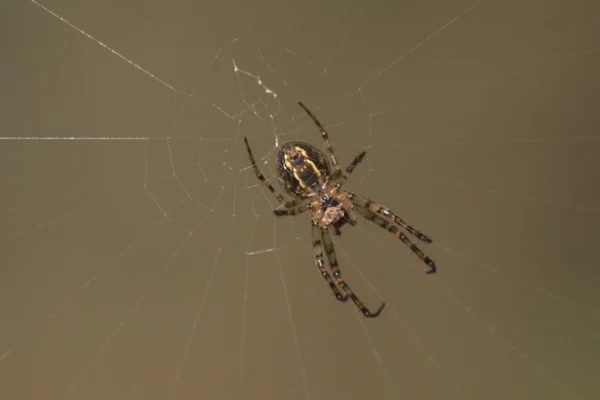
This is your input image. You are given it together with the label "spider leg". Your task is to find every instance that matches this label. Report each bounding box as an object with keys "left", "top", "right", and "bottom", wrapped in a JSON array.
[
  {"left": 274, "top": 201, "right": 312, "bottom": 217},
  {"left": 311, "top": 221, "right": 348, "bottom": 303},
  {"left": 244, "top": 136, "right": 291, "bottom": 207},
  {"left": 349, "top": 192, "right": 432, "bottom": 243},
  {"left": 351, "top": 199, "right": 437, "bottom": 274},
  {"left": 320, "top": 224, "right": 386, "bottom": 318},
  {"left": 298, "top": 102, "right": 342, "bottom": 173},
  {"left": 345, "top": 151, "right": 367, "bottom": 176},
  {"left": 334, "top": 150, "right": 367, "bottom": 188}
]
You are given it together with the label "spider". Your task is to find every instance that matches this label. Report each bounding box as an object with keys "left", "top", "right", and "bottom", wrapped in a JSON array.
[{"left": 244, "top": 102, "right": 436, "bottom": 318}]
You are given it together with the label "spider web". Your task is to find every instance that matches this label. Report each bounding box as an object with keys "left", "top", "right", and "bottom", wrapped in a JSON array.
[{"left": 1, "top": 0, "right": 600, "bottom": 399}]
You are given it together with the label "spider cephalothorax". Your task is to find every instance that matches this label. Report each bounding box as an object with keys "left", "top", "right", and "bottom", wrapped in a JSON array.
[{"left": 244, "top": 102, "right": 436, "bottom": 318}]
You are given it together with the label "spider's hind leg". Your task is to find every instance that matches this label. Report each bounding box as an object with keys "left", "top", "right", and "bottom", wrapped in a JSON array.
[
  {"left": 345, "top": 150, "right": 367, "bottom": 177},
  {"left": 332, "top": 150, "right": 368, "bottom": 188},
  {"left": 244, "top": 137, "right": 299, "bottom": 212},
  {"left": 298, "top": 102, "right": 342, "bottom": 173}
]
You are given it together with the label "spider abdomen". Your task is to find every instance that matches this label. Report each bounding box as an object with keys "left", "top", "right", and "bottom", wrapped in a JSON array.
[{"left": 276, "top": 141, "right": 331, "bottom": 199}]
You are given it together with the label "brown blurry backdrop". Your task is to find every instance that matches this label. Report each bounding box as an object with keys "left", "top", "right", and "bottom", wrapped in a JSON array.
[{"left": 1, "top": 0, "right": 599, "bottom": 399}]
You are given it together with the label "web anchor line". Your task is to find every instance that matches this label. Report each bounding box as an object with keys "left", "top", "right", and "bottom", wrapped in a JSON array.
[{"left": 0, "top": 136, "right": 149, "bottom": 141}]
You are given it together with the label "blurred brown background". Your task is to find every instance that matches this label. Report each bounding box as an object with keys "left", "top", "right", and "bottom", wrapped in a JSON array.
[{"left": 1, "top": 0, "right": 599, "bottom": 399}]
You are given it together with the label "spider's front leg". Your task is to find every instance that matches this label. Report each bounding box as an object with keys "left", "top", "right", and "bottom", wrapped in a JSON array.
[
  {"left": 349, "top": 192, "right": 432, "bottom": 243},
  {"left": 350, "top": 193, "right": 436, "bottom": 274},
  {"left": 311, "top": 220, "right": 348, "bottom": 303},
  {"left": 319, "top": 224, "right": 386, "bottom": 318}
]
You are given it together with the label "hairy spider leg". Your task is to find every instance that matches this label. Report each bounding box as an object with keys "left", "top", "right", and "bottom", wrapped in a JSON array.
[
  {"left": 298, "top": 102, "right": 342, "bottom": 173},
  {"left": 352, "top": 200, "right": 437, "bottom": 274},
  {"left": 274, "top": 202, "right": 313, "bottom": 217},
  {"left": 273, "top": 197, "right": 311, "bottom": 215},
  {"left": 244, "top": 136, "right": 294, "bottom": 207},
  {"left": 349, "top": 193, "right": 433, "bottom": 243},
  {"left": 311, "top": 221, "right": 348, "bottom": 303},
  {"left": 345, "top": 151, "right": 367, "bottom": 176},
  {"left": 334, "top": 150, "right": 367, "bottom": 188},
  {"left": 320, "top": 223, "right": 386, "bottom": 318},
  {"left": 282, "top": 198, "right": 305, "bottom": 208}
]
